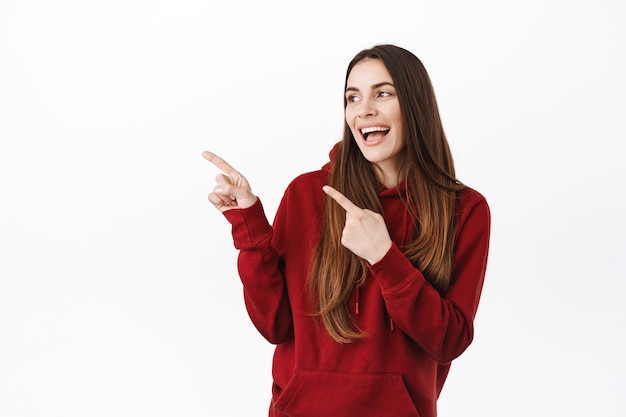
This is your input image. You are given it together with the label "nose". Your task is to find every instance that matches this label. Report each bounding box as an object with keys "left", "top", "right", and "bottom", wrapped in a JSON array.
[{"left": 357, "top": 97, "right": 377, "bottom": 118}]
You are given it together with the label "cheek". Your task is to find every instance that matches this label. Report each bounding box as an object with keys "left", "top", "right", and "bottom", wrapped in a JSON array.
[
  {"left": 344, "top": 108, "right": 353, "bottom": 123},
  {"left": 344, "top": 111, "right": 357, "bottom": 134}
]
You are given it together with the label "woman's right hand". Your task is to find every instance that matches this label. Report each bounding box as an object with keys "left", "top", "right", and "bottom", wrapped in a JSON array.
[{"left": 202, "top": 151, "right": 258, "bottom": 212}]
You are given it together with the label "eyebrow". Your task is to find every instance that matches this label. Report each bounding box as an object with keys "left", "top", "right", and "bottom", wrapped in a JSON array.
[{"left": 345, "top": 81, "right": 395, "bottom": 93}]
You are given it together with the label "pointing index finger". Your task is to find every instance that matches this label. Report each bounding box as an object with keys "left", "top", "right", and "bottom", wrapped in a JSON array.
[
  {"left": 202, "top": 151, "right": 239, "bottom": 176},
  {"left": 322, "top": 185, "right": 361, "bottom": 214}
]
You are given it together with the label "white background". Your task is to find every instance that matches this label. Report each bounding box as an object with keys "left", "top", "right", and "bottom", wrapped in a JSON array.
[{"left": 1, "top": 0, "right": 625, "bottom": 416}]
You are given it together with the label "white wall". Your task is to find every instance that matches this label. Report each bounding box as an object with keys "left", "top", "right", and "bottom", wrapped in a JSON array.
[{"left": 1, "top": 0, "right": 624, "bottom": 416}]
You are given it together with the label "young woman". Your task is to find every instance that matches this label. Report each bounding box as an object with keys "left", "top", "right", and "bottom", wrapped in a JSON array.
[{"left": 203, "top": 44, "right": 490, "bottom": 417}]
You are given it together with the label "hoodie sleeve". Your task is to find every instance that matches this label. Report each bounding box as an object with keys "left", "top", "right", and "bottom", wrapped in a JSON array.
[
  {"left": 223, "top": 199, "right": 293, "bottom": 344},
  {"left": 368, "top": 190, "right": 491, "bottom": 364}
]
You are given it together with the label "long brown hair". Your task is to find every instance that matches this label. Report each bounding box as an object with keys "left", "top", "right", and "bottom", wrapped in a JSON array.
[{"left": 309, "top": 44, "right": 465, "bottom": 343}]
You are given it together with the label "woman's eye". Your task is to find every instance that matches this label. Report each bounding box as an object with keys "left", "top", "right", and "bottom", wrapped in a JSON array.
[
  {"left": 378, "top": 91, "right": 392, "bottom": 98},
  {"left": 347, "top": 95, "right": 360, "bottom": 103}
]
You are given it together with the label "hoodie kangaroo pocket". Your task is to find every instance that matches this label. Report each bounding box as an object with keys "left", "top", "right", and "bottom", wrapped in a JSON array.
[{"left": 273, "top": 369, "right": 420, "bottom": 417}]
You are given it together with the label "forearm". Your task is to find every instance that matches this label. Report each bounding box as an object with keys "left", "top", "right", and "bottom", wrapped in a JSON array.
[
  {"left": 370, "top": 244, "right": 476, "bottom": 363},
  {"left": 224, "top": 200, "right": 294, "bottom": 344},
  {"left": 370, "top": 198, "right": 490, "bottom": 363}
]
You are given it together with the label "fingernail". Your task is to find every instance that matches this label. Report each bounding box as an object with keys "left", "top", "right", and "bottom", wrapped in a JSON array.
[{"left": 214, "top": 187, "right": 223, "bottom": 193}]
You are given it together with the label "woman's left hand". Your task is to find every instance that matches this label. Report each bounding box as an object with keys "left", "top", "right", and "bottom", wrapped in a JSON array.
[{"left": 323, "top": 185, "right": 392, "bottom": 265}]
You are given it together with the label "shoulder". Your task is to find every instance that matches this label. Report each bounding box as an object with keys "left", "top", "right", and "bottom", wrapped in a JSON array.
[
  {"left": 458, "top": 186, "right": 489, "bottom": 209},
  {"left": 275, "top": 169, "right": 328, "bottom": 213},
  {"left": 456, "top": 186, "right": 491, "bottom": 230},
  {"left": 273, "top": 169, "right": 327, "bottom": 232},
  {"left": 286, "top": 169, "right": 328, "bottom": 193}
]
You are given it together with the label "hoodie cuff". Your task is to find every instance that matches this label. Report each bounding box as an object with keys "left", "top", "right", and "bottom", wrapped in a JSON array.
[
  {"left": 222, "top": 199, "right": 272, "bottom": 249},
  {"left": 368, "top": 242, "right": 424, "bottom": 294}
]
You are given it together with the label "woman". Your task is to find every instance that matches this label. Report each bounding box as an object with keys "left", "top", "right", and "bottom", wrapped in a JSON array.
[{"left": 203, "top": 44, "right": 490, "bottom": 417}]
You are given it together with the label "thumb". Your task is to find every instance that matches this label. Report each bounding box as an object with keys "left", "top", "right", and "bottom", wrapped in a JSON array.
[
  {"left": 215, "top": 173, "right": 232, "bottom": 186},
  {"left": 213, "top": 182, "right": 257, "bottom": 210}
]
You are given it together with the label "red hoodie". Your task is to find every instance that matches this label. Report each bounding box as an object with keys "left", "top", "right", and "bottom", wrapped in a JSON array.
[{"left": 223, "top": 146, "right": 490, "bottom": 417}]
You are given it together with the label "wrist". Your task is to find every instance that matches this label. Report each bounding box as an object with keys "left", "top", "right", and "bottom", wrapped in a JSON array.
[{"left": 367, "top": 240, "right": 392, "bottom": 265}]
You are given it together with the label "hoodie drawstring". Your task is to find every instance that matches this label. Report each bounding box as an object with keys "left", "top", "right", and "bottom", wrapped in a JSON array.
[{"left": 354, "top": 284, "right": 395, "bottom": 331}]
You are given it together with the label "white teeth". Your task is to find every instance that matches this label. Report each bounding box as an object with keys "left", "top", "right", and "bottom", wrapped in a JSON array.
[{"left": 360, "top": 126, "right": 390, "bottom": 135}]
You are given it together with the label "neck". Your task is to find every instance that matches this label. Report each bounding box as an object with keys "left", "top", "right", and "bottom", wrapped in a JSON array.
[{"left": 374, "top": 164, "right": 399, "bottom": 189}]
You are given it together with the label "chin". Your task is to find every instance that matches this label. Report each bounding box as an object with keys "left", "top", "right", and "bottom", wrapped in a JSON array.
[{"left": 359, "top": 149, "right": 391, "bottom": 164}]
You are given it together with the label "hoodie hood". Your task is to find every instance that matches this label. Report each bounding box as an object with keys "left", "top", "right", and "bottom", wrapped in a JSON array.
[{"left": 321, "top": 141, "right": 341, "bottom": 173}]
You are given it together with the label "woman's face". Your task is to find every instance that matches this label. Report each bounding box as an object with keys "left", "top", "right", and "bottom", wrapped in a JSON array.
[{"left": 345, "top": 58, "right": 405, "bottom": 186}]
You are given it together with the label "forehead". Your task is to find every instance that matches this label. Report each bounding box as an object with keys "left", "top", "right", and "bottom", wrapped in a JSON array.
[{"left": 346, "top": 58, "right": 393, "bottom": 87}]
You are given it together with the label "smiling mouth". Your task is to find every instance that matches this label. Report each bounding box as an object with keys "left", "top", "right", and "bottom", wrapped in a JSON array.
[{"left": 360, "top": 126, "right": 390, "bottom": 140}]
